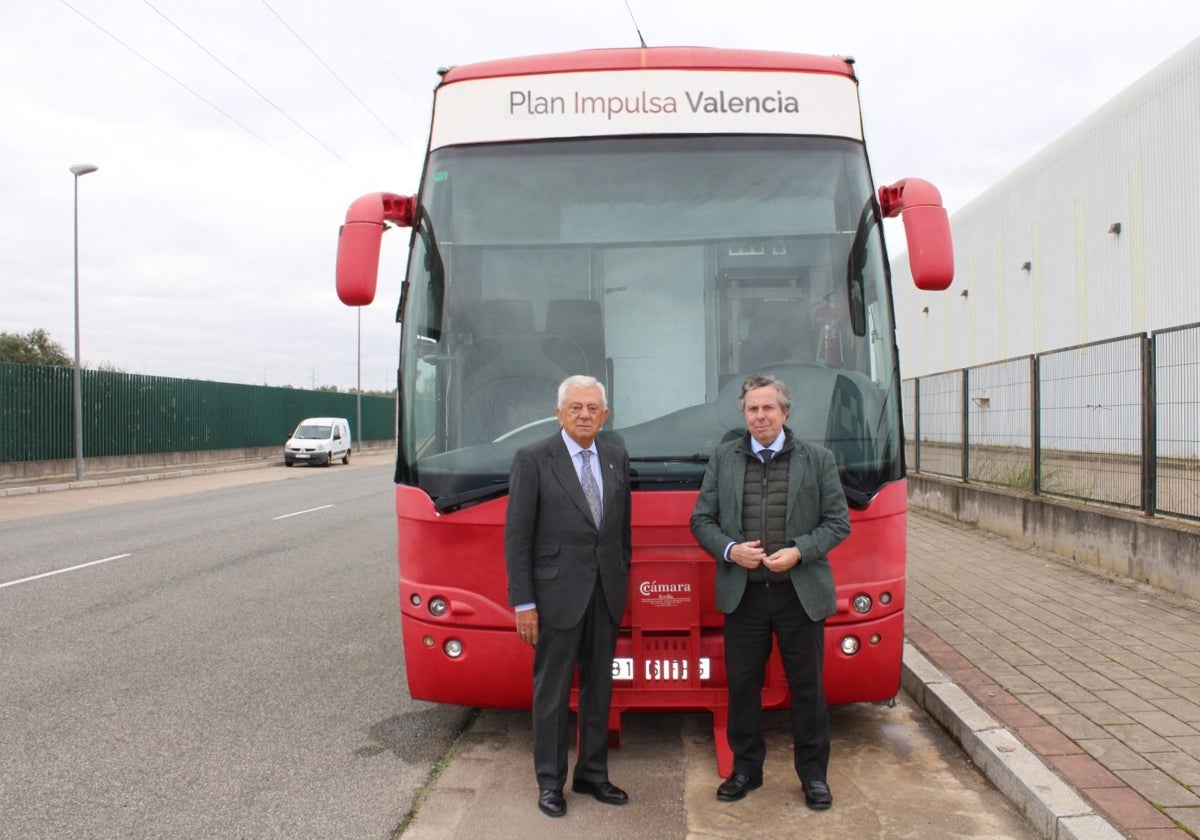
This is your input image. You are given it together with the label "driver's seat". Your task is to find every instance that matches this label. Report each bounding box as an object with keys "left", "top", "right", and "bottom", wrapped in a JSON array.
[{"left": 461, "top": 335, "right": 567, "bottom": 444}]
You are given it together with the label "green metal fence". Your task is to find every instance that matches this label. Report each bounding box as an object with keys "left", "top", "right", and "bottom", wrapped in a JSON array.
[{"left": 0, "top": 362, "right": 395, "bottom": 463}]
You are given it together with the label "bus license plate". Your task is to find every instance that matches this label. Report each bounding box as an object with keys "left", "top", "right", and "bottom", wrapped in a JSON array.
[{"left": 612, "top": 657, "right": 710, "bottom": 681}]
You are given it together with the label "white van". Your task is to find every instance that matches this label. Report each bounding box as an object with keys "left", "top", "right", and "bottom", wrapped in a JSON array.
[{"left": 284, "top": 417, "right": 352, "bottom": 467}]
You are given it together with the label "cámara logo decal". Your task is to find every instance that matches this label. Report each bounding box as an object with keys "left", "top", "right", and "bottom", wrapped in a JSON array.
[{"left": 639, "top": 580, "right": 692, "bottom": 596}]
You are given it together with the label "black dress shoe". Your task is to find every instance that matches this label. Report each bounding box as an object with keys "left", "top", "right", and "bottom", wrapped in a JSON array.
[
  {"left": 804, "top": 779, "right": 833, "bottom": 810},
  {"left": 538, "top": 789, "right": 566, "bottom": 817},
  {"left": 716, "top": 771, "right": 763, "bottom": 801},
  {"left": 571, "top": 778, "right": 629, "bottom": 805}
]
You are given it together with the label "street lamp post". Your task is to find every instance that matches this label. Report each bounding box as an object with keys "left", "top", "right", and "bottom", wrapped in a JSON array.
[{"left": 70, "top": 163, "right": 98, "bottom": 481}]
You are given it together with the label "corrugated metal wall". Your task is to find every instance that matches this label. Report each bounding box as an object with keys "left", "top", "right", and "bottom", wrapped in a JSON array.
[
  {"left": 893, "top": 36, "right": 1200, "bottom": 377},
  {"left": 0, "top": 363, "right": 396, "bottom": 463}
]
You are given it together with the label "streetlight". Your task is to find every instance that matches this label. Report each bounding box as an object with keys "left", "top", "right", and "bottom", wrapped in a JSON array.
[{"left": 70, "top": 163, "right": 98, "bottom": 481}]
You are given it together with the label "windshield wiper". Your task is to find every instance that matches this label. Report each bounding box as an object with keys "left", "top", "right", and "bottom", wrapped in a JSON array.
[
  {"left": 843, "top": 486, "right": 872, "bottom": 510},
  {"left": 433, "top": 481, "right": 509, "bottom": 514}
]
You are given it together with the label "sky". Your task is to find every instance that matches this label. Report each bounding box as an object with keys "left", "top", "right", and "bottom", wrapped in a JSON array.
[{"left": 3, "top": 1, "right": 1199, "bottom": 393}]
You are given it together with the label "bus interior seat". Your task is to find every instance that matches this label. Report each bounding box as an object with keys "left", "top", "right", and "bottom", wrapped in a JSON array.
[
  {"left": 540, "top": 335, "right": 588, "bottom": 378},
  {"left": 461, "top": 337, "right": 567, "bottom": 444},
  {"left": 458, "top": 298, "right": 536, "bottom": 378},
  {"left": 545, "top": 298, "right": 605, "bottom": 379}
]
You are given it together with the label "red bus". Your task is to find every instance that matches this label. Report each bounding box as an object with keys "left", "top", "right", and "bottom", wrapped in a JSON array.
[{"left": 335, "top": 47, "right": 952, "bottom": 774}]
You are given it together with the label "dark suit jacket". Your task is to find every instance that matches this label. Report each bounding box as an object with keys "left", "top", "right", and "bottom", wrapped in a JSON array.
[
  {"left": 690, "top": 429, "right": 850, "bottom": 621},
  {"left": 505, "top": 432, "right": 632, "bottom": 629}
]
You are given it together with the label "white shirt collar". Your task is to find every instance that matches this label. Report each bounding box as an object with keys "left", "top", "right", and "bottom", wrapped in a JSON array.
[
  {"left": 561, "top": 429, "right": 598, "bottom": 458},
  {"left": 750, "top": 430, "right": 786, "bottom": 456}
]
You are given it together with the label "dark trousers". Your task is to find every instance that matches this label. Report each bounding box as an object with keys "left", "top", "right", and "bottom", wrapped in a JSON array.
[
  {"left": 531, "top": 581, "right": 617, "bottom": 791},
  {"left": 724, "top": 581, "right": 829, "bottom": 782}
]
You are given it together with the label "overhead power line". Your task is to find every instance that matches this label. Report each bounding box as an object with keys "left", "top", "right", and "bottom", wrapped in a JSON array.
[
  {"left": 259, "top": 0, "right": 416, "bottom": 156},
  {"left": 334, "top": 0, "right": 425, "bottom": 111},
  {"left": 56, "top": 0, "right": 329, "bottom": 183},
  {"left": 141, "top": 0, "right": 351, "bottom": 167}
]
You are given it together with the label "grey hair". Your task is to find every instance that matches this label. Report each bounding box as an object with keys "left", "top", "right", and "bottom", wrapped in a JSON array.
[
  {"left": 737, "top": 373, "right": 792, "bottom": 414},
  {"left": 558, "top": 375, "right": 608, "bottom": 410}
]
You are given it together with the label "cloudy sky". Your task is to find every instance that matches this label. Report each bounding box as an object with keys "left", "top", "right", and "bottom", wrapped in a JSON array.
[{"left": 3, "top": 1, "right": 1198, "bottom": 392}]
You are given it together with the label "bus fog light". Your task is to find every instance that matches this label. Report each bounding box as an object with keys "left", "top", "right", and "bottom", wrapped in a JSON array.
[
  {"left": 429, "top": 597, "right": 448, "bottom": 617},
  {"left": 444, "top": 638, "right": 464, "bottom": 658},
  {"left": 852, "top": 594, "right": 872, "bottom": 614},
  {"left": 840, "top": 636, "right": 860, "bottom": 656}
]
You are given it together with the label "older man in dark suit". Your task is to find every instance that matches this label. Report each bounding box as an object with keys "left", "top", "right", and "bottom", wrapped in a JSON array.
[
  {"left": 691, "top": 373, "right": 850, "bottom": 811},
  {"left": 505, "top": 374, "right": 632, "bottom": 818}
]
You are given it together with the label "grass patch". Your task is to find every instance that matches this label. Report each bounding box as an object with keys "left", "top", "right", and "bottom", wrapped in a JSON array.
[{"left": 392, "top": 707, "right": 482, "bottom": 838}]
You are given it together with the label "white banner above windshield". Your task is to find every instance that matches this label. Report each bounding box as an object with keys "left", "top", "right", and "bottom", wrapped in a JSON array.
[{"left": 430, "top": 70, "right": 863, "bottom": 149}]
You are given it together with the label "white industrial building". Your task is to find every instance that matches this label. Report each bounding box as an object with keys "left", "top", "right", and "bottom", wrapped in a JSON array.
[{"left": 892, "top": 35, "right": 1200, "bottom": 377}]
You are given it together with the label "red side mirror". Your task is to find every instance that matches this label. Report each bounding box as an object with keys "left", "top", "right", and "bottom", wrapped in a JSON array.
[
  {"left": 879, "top": 179, "right": 954, "bottom": 291},
  {"left": 335, "top": 192, "right": 415, "bottom": 306}
]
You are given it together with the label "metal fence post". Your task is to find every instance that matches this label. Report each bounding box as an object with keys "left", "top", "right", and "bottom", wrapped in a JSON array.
[
  {"left": 1031, "top": 355, "right": 1041, "bottom": 496},
  {"left": 961, "top": 367, "right": 970, "bottom": 483},
  {"left": 913, "top": 377, "right": 921, "bottom": 473},
  {"left": 1142, "top": 334, "right": 1157, "bottom": 516}
]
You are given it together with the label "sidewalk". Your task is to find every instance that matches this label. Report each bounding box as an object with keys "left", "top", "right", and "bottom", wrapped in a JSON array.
[{"left": 905, "top": 510, "right": 1200, "bottom": 838}]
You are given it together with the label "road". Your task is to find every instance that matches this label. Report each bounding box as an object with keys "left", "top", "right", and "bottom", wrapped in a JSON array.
[
  {"left": 1, "top": 455, "right": 1038, "bottom": 838},
  {"left": 0, "top": 454, "right": 471, "bottom": 839}
]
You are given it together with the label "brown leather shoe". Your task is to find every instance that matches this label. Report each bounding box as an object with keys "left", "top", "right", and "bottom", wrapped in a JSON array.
[{"left": 716, "top": 771, "right": 763, "bottom": 801}]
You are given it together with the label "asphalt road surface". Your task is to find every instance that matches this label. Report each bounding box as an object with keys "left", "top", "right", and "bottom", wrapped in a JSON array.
[{"left": 0, "top": 455, "right": 471, "bottom": 838}]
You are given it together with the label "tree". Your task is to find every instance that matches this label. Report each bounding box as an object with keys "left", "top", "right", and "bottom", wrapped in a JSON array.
[{"left": 0, "top": 329, "right": 72, "bottom": 366}]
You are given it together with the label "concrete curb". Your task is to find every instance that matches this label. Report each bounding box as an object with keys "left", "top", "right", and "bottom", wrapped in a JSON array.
[
  {"left": 0, "top": 448, "right": 397, "bottom": 498},
  {"left": 901, "top": 643, "right": 1124, "bottom": 840}
]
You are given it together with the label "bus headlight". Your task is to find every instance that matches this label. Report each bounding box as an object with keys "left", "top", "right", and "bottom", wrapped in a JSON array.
[
  {"left": 444, "top": 638, "right": 464, "bottom": 658},
  {"left": 840, "top": 636, "right": 860, "bottom": 656},
  {"left": 852, "top": 594, "right": 872, "bottom": 614},
  {"left": 428, "top": 597, "right": 448, "bottom": 617}
]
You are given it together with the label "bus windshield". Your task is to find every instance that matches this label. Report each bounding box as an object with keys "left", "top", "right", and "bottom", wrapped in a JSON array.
[{"left": 398, "top": 135, "right": 901, "bottom": 510}]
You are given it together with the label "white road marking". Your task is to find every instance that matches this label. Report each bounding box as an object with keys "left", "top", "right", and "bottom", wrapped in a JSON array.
[
  {"left": 0, "top": 554, "right": 133, "bottom": 590},
  {"left": 272, "top": 505, "right": 334, "bottom": 520}
]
